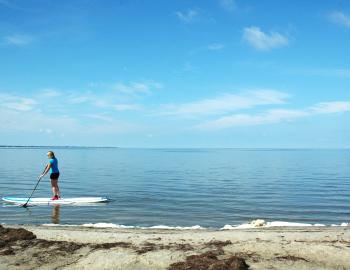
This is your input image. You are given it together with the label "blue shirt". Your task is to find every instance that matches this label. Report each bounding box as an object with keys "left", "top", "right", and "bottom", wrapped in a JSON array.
[{"left": 49, "top": 158, "right": 59, "bottom": 173}]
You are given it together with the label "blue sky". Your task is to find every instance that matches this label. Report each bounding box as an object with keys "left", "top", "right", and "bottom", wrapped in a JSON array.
[{"left": 0, "top": 0, "right": 349, "bottom": 147}]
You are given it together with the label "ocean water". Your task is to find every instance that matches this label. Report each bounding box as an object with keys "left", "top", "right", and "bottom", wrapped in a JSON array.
[{"left": 0, "top": 147, "right": 349, "bottom": 228}]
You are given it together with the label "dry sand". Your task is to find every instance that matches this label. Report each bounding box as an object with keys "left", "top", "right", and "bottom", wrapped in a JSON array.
[{"left": 1, "top": 224, "right": 350, "bottom": 269}]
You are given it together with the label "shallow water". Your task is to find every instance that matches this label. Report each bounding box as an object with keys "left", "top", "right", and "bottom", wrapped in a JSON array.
[{"left": 0, "top": 147, "right": 349, "bottom": 228}]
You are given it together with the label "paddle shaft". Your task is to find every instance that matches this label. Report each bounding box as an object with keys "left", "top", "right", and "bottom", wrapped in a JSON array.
[
  {"left": 22, "top": 177, "right": 42, "bottom": 207},
  {"left": 23, "top": 166, "right": 47, "bottom": 207}
]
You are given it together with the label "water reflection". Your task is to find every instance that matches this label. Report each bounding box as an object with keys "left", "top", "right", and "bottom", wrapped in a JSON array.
[{"left": 51, "top": 205, "right": 60, "bottom": 224}]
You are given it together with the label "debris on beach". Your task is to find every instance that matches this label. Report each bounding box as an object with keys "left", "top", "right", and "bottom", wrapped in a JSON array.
[{"left": 168, "top": 250, "right": 249, "bottom": 270}]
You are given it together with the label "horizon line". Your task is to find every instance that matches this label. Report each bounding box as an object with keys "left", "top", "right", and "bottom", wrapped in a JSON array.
[{"left": 0, "top": 145, "right": 349, "bottom": 150}]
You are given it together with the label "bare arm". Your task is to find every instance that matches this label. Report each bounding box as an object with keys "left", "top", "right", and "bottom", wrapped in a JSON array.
[{"left": 39, "top": 163, "right": 51, "bottom": 179}]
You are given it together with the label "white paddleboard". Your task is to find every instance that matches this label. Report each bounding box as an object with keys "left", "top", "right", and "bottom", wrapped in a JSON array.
[{"left": 2, "top": 196, "right": 109, "bottom": 205}]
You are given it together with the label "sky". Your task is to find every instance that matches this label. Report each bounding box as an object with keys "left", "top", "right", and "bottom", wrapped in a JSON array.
[{"left": 0, "top": 0, "right": 349, "bottom": 148}]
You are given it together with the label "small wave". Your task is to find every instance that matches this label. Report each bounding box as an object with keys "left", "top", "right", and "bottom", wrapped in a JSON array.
[
  {"left": 42, "top": 223, "right": 80, "bottom": 227},
  {"left": 221, "top": 220, "right": 327, "bottom": 230},
  {"left": 82, "top": 223, "right": 135, "bottom": 229},
  {"left": 81, "top": 223, "right": 204, "bottom": 230},
  {"left": 41, "top": 220, "right": 350, "bottom": 229},
  {"left": 147, "top": 225, "right": 203, "bottom": 230},
  {"left": 42, "top": 223, "right": 203, "bottom": 229}
]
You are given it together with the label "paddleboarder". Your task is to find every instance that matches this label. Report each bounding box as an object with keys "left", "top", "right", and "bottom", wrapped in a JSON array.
[{"left": 39, "top": 151, "right": 61, "bottom": 200}]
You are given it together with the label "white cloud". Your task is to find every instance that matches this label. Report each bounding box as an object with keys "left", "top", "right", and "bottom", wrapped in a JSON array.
[
  {"left": 113, "top": 81, "right": 163, "bottom": 95},
  {"left": 31, "top": 80, "right": 162, "bottom": 112},
  {"left": 175, "top": 9, "right": 199, "bottom": 23},
  {"left": 219, "top": 0, "right": 236, "bottom": 11},
  {"left": 243, "top": 26, "right": 288, "bottom": 51},
  {"left": 67, "top": 95, "right": 91, "bottom": 104},
  {"left": 161, "top": 90, "right": 289, "bottom": 117},
  {"left": 0, "top": 94, "right": 37, "bottom": 111},
  {"left": 4, "top": 34, "right": 34, "bottom": 46},
  {"left": 0, "top": 105, "right": 140, "bottom": 136},
  {"left": 81, "top": 114, "right": 142, "bottom": 134},
  {"left": 66, "top": 92, "right": 143, "bottom": 111},
  {"left": 0, "top": 80, "right": 155, "bottom": 137},
  {"left": 4, "top": 100, "right": 36, "bottom": 111},
  {"left": 328, "top": 11, "right": 350, "bottom": 28},
  {"left": 114, "top": 82, "right": 148, "bottom": 94},
  {"left": 311, "top": 102, "right": 350, "bottom": 114},
  {"left": 208, "top": 43, "right": 225, "bottom": 51},
  {"left": 0, "top": 108, "right": 78, "bottom": 133},
  {"left": 196, "top": 101, "right": 350, "bottom": 130},
  {"left": 196, "top": 109, "right": 307, "bottom": 130},
  {"left": 38, "top": 89, "right": 62, "bottom": 98}
]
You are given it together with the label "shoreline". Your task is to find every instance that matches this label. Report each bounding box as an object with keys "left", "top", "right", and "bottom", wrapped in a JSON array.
[{"left": 1, "top": 224, "right": 349, "bottom": 269}]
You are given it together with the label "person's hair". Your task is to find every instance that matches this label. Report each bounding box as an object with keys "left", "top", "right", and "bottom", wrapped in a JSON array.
[{"left": 47, "top": 151, "right": 55, "bottom": 158}]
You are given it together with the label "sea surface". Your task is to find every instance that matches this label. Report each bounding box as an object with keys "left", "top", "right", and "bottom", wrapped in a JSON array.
[{"left": 0, "top": 147, "right": 349, "bottom": 228}]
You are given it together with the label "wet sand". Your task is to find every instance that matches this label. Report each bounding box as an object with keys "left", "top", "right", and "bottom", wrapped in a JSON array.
[{"left": 1, "top": 224, "right": 349, "bottom": 269}]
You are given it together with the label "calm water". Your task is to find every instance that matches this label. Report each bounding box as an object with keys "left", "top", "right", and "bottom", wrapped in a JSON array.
[{"left": 0, "top": 147, "right": 349, "bottom": 228}]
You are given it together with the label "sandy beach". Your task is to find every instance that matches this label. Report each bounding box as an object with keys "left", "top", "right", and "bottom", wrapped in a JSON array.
[{"left": 1, "top": 224, "right": 349, "bottom": 270}]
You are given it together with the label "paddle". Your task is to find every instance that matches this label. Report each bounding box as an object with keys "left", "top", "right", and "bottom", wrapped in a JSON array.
[{"left": 22, "top": 175, "right": 44, "bottom": 208}]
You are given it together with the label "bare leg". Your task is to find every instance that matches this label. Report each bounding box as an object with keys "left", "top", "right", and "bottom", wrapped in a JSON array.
[{"left": 51, "top": 179, "right": 60, "bottom": 197}]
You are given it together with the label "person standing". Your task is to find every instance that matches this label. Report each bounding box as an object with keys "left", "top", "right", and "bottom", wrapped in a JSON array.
[{"left": 39, "top": 151, "right": 61, "bottom": 200}]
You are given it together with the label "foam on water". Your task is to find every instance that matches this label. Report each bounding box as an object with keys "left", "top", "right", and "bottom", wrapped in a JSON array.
[
  {"left": 40, "top": 220, "right": 350, "bottom": 229},
  {"left": 146, "top": 225, "right": 203, "bottom": 230},
  {"left": 77, "top": 223, "right": 203, "bottom": 230},
  {"left": 221, "top": 221, "right": 327, "bottom": 230},
  {"left": 82, "top": 223, "right": 135, "bottom": 229}
]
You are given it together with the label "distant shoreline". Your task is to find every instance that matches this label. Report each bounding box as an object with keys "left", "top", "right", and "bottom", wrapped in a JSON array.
[
  {"left": 0, "top": 145, "right": 119, "bottom": 149},
  {"left": 0, "top": 145, "right": 349, "bottom": 150}
]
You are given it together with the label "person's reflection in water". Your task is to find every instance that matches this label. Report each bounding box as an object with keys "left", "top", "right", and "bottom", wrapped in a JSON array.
[{"left": 51, "top": 205, "right": 60, "bottom": 224}]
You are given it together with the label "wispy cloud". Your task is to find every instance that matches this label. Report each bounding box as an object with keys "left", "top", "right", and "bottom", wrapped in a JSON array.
[
  {"left": 0, "top": 106, "right": 140, "bottom": 136},
  {"left": 3, "top": 34, "right": 34, "bottom": 46},
  {"left": 243, "top": 26, "right": 288, "bottom": 51},
  {"left": 81, "top": 114, "right": 141, "bottom": 134},
  {"left": 161, "top": 90, "right": 289, "bottom": 117},
  {"left": 328, "top": 11, "right": 350, "bottom": 28},
  {"left": 310, "top": 102, "right": 350, "bottom": 114},
  {"left": 0, "top": 91, "right": 143, "bottom": 136},
  {"left": 196, "top": 101, "right": 350, "bottom": 130},
  {"left": 38, "top": 89, "right": 62, "bottom": 98},
  {"left": 33, "top": 80, "right": 162, "bottom": 109},
  {"left": 64, "top": 91, "right": 147, "bottom": 110},
  {"left": 175, "top": 9, "right": 199, "bottom": 23},
  {"left": 0, "top": 94, "right": 37, "bottom": 111},
  {"left": 208, "top": 43, "right": 225, "bottom": 51},
  {"left": 0, "top": 79, "right": 160, "bottom": 136},
  {"left": 67, "top": 94, "right": 92, "bottom": 104},
  {"left": 112, "top": 81, "right": 163, "bottom": 95},
  {"left": 0, "top": 107, "right": 78, "bottom": 133},
  {"left": 219, "top": 0, "right": 236, "bottom": 11}
]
